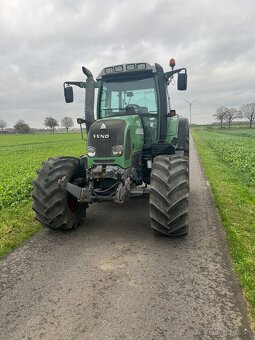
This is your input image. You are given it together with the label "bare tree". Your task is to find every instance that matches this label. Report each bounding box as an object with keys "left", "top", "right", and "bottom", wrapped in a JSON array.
[
  {"left": 213, "top": 106, "right": 229, "bottom": 128},
  {"left": 44, "top": 117, "right": 58, "bottom": 134},
  {"left": 14, "top": 120, "right": 31, "bottom": 133},
  {"left": 240, "top": 103, "right": 255, "bottom": 128},
  {"left": 224, "top": 107, "right": 241, "bottom": 128},
  {"left": 0, "top": 119, "right": 7, "bottom": 131},
  {"left": 61, "top": 116, "right": 74, "bottom": 133}
]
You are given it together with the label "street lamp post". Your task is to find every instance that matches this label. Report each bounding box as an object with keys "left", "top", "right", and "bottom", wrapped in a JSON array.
[{"left": 184, "top": 99, "right": 198, "bottom": 126}]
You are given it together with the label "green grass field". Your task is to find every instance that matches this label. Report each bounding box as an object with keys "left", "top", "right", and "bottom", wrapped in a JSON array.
[
  {"left": 192, "top": 127, "right": 255, "bottom": 320},
  {"left": 0, "top": 132, "right": 86, "bottom": 257}
]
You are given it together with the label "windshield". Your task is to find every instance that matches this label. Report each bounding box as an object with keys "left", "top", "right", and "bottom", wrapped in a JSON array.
[{"left": 99, "top": 76, "right": 158, "bottom": 118}]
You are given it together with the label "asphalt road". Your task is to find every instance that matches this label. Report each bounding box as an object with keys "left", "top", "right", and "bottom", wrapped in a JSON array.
[{"left": 0, "top": 138, "right": 254, "bottom": 340}]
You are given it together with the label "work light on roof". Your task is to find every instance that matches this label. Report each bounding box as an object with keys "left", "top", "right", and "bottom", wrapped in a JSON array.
[
  {"left": 114, "top": 65, "right": 123, "bottom": 72},
  {"left": 126, "top": 64, "right": 136, "bottom": 71},
  {"left": 105, "top": 67, "right": 113, "bottom": 74},
  {"left": 137, "top": 63, "right": 146, "bottom": 70}
]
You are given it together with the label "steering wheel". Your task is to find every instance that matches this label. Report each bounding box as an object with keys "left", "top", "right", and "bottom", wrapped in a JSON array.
[{"left": 125, "top": 104, "right": 140, "bottom": 110}]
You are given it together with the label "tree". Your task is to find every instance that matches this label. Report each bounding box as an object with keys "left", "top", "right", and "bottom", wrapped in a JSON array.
[
  {"left": 213, "top": 106, "right": 229, "bottom": 128},
  {"left": 44, "top": 117, "right": 58, "bottom": 134},
  {"left": 240, "top": 103, "right": 255, "bottom": 128},
  {"left": 61, "top": 116, "right": 74, "bottom": 133},
  {"left": 0, "top": 119, "right": 7, "bottom": 131},
  {"left": 14, "top": 120, "right": 31, "bottom": 133},
  {"left": 223, "top": 107, "right": 241, "bottom": 127}
]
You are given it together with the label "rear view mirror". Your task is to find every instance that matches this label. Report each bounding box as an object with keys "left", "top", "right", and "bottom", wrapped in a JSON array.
[
  {"left": 77, "top": 118, "right": 86, "bottom": 125},
  {"left": 177, "top": 73, "right": 187, "bottom": 91},
  {"left": 64, "top": 86, "right": 74, "bottom": 103}
]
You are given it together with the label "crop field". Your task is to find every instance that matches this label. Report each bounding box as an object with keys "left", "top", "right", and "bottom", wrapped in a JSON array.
[
  {"left": 0, "top": 132, "right": 86, "bottom": 256},
  {"left": 192, "top": 127, "right": 255, "bottom": 319},
  {"left": 206, "top": 128, "right": 255, "bottom": 185},
  {"left": 0, "top": 133, "right": 85, "bottom": 210}
]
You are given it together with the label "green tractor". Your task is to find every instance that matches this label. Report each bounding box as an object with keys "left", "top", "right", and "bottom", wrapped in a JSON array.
[{"left": 32, "top": 59, "right": 189, "bottom": 236}]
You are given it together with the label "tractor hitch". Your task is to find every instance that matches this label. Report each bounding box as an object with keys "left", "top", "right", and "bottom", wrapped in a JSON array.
[
  {"left": 58, "top": 177, "right": 93, "bottom": 203},
  {"left": 58, "top": 176, "right": 130, "bottom": 204}
]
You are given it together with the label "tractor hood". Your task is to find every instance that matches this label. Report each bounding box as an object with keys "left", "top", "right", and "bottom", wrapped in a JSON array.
[{"left": 87, "top": 115, "right": 144, "bottom": 168}]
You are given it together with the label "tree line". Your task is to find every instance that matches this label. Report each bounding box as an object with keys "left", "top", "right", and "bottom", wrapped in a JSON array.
[
  {"left": 214, "top": 103, "right": 255, "bottom": 128},
  {"left": 0, "top": 116, "right": 75, "bottom": 134},
  {"left": 44, "top": 116, "right": 74, "bottom": 133}
]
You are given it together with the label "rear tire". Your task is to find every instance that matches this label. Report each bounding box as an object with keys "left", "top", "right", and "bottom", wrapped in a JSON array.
[
  {"left": 177, "top": 118, "right": 189, "bottom": 157},
  {"left": 32, "top": 157, "right": 87, "bottom": 230},
  {"left": 149, "top": 155, "right": 189, "bottom": 236}
]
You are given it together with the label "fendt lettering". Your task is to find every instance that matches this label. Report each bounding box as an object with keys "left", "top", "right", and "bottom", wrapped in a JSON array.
[
  {"left": 32, "top": 59, "right": 190, "bottom": 237},
  {"left": 93, "top": 134, "right": 110, "bottom": 139}
]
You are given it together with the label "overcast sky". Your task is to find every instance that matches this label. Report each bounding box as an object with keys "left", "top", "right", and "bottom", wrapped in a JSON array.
[{"left": 1, "top": 0, "right": 255, "bottom": 128}]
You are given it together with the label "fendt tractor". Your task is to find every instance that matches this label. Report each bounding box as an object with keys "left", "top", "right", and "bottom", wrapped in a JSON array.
[{"left": 32, "top": 59, "right": 189, "bottom": 236}]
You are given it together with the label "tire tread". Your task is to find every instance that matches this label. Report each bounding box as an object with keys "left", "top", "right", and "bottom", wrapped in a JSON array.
[{"left": 149, "top": 155, "right": 189, "bottom": 236}]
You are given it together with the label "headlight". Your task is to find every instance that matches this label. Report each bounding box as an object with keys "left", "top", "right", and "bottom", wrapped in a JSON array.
[
  {"left": 112, "top": 145, "right": 123, "bottom": 156},
  {"left": 87, "top": 146, "right": 96, "bottom": 157}
]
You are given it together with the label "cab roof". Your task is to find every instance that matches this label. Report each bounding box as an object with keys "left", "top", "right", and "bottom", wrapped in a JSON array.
[{"left": 96, "top": 62, "right": 159, "bottom": 80}]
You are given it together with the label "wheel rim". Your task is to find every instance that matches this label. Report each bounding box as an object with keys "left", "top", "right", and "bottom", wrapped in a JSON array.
[{"left": 67, "top": 193, "right": 80, "bottom": 212}]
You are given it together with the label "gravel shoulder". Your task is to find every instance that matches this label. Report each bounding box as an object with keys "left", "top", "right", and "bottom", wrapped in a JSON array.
[{"left": 0, "top": 137, "right": 253, "bottom": 340}]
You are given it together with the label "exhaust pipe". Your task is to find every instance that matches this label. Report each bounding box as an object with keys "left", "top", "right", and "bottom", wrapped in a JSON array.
[{"left": 82, "top": 66, "right": 95, "bottom": 131}]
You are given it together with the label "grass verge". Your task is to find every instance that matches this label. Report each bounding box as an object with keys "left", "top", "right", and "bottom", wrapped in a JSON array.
[
  {"left": 0, "top": 200, "right": 42, "bottom": 257},
  {"left": 0, "top": 132, "right": 86, "bottom": 258},
  {"left": 192, "top": 129, "right": 255, "bottom": 322}
]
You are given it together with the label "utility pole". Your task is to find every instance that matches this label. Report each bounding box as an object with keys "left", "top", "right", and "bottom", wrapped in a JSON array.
[{"left": 184, "top": 99, "right": 198, "bottom": 126}]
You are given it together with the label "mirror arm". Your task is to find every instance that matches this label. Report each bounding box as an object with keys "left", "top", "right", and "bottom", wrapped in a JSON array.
[
  {"left": 64, "top": 81, "right": 86, "bottom": 89},
  {"left": 164, "top": 68, "right": 187, "bottom": 82},
  {"left": 63, "top": 81, "right": 100, "bottom": 89},
  {"left": 79, "top": 122, "right": 87, "bottom": 142}
]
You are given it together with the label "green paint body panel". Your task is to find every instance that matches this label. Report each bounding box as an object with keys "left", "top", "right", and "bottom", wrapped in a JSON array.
[
  {"left": 87, "top": 115, "right": 144, "bottom": 168},
  {"left": 166, "top": 117, "right": 178, "bottom": 142}
]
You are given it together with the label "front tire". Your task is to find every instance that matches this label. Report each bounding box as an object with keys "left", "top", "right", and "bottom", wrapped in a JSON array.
[
  {"left": 32, "top": 157, "right": 87, "bottom": 230},
  {"left": 149, "top": 155, "right": 189, "bottom": 236}
]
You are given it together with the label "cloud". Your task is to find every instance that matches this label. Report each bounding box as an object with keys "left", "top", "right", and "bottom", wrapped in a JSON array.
[{"left": 0, "top": 0, "right": 255, "bottom": 127}]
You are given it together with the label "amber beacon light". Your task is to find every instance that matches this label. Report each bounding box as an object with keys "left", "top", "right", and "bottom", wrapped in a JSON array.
[{"left": 169, "top": 58, "right": 176, "bottom": 70}]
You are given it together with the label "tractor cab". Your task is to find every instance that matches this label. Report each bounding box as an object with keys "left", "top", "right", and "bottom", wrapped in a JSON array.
[
  {"left": 63, "top": 61, "right": 187, "bottom": 166},
  {"left": 97, "top": 64, "right": 159, "bottom": 145}
]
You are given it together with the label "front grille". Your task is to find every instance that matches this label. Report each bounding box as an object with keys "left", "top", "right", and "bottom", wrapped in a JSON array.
[{"left": 88, "top": 119, "right": 126, "bottom": 157}]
